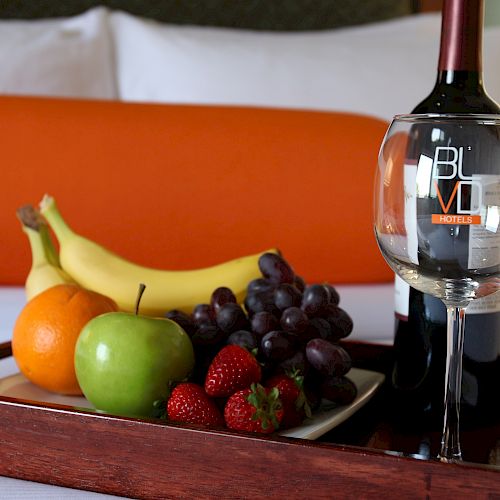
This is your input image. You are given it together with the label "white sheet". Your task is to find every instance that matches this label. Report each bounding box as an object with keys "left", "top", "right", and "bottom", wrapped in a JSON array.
[
  {"left": 110, "top": 11, "right": 500, "bottom": 120},
  {"left": 0, "top": 476, "right": 128, "bottom": 499},
  {"left": 0, "top": 7, "right": 117, "bottom": 99}
]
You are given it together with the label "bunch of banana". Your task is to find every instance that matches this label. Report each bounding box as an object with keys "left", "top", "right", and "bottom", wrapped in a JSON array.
[
  {"left": 17, "top": 205, "right": 76, "bottom": 301},
  {"left": 34, "top": 195, "right": 274, "bottom": 316}
]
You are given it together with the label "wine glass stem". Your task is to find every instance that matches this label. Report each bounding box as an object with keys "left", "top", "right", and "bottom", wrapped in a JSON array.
[{"left": 439, "top": 305, "right": 467, "bottom": 462}]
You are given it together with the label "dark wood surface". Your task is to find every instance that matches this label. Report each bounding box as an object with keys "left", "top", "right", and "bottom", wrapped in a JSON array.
[
  {"left": 418, "top": 0, "right": 443, "bottom": 12},
  {"left": 2, "top": 398, "right": 500, "bottom": 499},
  {"left": 1, "top": 340, "right": 500, "bottom": 498},
  {"left": 0, "top": 341, "right": 12, "bottom": 359}
]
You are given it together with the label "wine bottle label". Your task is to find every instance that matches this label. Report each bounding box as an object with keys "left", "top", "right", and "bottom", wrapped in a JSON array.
[
  {"left": 467, "top": 174, "right": 500, "bottom": 314},
  {"left": 463, "top": 156, "right": 500, "bottom": 359},
  {"left": 461, "top": 369, "right": 479, "bottom": 407},
  {"left": 393, "top": 161, "right": 419, "bottom": 321},
  {"left": 463, "top": 307, "right": 500, "bottom": 362},
  {"left": 468, "top": 175, "right": 500, "bottom": 269},
  {"left": 394, "top": 275, "right": 409, "bottom": 320},
  {"left": 405, "top": 162, "right": 419, "bottom": 264},
  {"left": 467, "top": 292, "right": 500, "bottom": 314}
]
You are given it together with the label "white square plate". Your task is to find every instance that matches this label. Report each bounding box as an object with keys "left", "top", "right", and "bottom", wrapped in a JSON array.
[{"left": 279, "top": 368, "right": 385, "bottom": 440}]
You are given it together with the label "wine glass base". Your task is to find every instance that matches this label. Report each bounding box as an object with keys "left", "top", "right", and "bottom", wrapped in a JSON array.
[{"left": 437, "top": 453, "right": 462, "bottom": 464}]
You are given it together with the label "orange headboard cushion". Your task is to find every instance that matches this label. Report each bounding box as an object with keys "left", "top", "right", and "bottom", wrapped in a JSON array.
[{"left": 0, "top": 96, "right": 392, "bottom": 285}]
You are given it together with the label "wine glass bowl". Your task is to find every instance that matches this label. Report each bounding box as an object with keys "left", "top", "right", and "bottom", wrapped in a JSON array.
[{"left": 374, "top": 113, "right": 500, "bottom": 461}]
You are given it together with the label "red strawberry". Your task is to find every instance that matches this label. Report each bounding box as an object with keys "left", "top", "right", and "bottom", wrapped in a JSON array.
[
  {"left": 266, "top": 371, "right": 311, "bottom": 429},
  {"left": 224, "top": 383, "right": 283, "bottom": 434},
  {"left": 167, "top": 382, "right": 224, "bottom": 427},
  {"left": 205, "top": 344, "right": 261, "bottom": 397}
]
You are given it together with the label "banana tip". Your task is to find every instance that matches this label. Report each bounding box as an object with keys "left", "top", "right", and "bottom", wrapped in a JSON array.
[{"left": 39, "top": 194, "right": 54, "bottom": 212}]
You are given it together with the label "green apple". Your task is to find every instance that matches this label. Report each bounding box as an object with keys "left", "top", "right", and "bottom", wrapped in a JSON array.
[{"left": 75, "top": 304, "right": 195, "bottom": 418}]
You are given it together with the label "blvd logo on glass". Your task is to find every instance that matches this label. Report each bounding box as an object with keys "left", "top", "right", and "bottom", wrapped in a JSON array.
[{"left": 431, "top": 146, "right": 481, "bottom": 225}]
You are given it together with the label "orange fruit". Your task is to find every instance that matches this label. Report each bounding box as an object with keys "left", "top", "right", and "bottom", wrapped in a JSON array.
[{"left": 12, "top": 284, "right": 118, "bottom": 395}]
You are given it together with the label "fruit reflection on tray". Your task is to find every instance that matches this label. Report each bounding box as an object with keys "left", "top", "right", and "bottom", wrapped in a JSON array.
[{"left": 0, "top": 367, "right": 384, "bottom": 440}]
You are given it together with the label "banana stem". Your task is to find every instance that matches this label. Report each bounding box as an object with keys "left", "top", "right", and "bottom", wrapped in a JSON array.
[
  {"left": 39, "top": 195, "right": 75, "bottom": 244},
  {"left": 23, "top": 226, "right": 49, "bottom": 267}
]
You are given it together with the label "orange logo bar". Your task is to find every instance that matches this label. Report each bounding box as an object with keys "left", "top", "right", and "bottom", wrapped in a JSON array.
[{"left": 432, "top": 214, "right": 482, "bottom": 225}]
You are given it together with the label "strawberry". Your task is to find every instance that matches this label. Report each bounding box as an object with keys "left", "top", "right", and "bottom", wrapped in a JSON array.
[
  {"left": 224, "top": 383, "right": 283, "bottom": 434},
  {"left": 167, "top": 382, "right": 224, "bottom": 427},
  {"left": 204, "top": 344, "right": 261, "bottom": 397},
  {"left": 266, "top": 370, "right": 311, "bottom": 429}
]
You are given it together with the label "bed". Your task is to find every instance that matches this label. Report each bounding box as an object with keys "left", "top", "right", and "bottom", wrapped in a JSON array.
[
  {"left": 1, "top": 1, "right": 499, "bottom": 342},
  {"left": 1, "top": 4, "right": 500, "bottom": 496}
]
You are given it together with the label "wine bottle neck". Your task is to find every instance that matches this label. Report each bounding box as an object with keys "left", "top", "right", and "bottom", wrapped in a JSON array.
[
  {"left": 438, "top": 0, "right": 484, "bottom": 73},
  {"left": 435, "top": 70, "right": 483, "bottom": 90}
]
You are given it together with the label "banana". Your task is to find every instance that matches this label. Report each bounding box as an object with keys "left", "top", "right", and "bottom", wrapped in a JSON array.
[
  {"left": 17, "top": 205, "right": 76, "bottom": 301},
  {"left": 39, "top": 195, "right": 275, "bottom": 316}
]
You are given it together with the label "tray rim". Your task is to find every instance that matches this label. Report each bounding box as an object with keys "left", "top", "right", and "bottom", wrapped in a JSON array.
[
  {"left": 0, "top": 362, "right": 386, "bottom": 441},
  {"left": 2, "top": 340, "right": 500, "bottom": 499}
]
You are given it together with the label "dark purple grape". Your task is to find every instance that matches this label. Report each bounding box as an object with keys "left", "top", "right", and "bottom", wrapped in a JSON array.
[
  {"left": 244, "top": 291, "right": 279, "bottom": 316},
  {"left": 274, "top": 283, "right": 302, "bottom": 311},
  {"left": 307, "top": 317, "right": 332, "bottom": 340},
  {"left": 323, "top": 305, "right": 353, "bottom": 340},
  {"left": 258, "top": 252, "right": 295, "bottom": 285},
  {"left": 324, "top": 284, "right": 340, "bottom": 305},
  {"left": 227, "top": 330, "right": 258, "bottom": 350},
  {"left": 216, "top": 303, "right": 249, "bottom": 334},
  {"left": 246, "top": 278, "right": 275, "bottom": 295},
  {"left": 259, "top": 359, "right": 278, "bottom": 381},
  {"left": 280, "top": 307, "right": 309, "bottom": 334},
  {"left": 301, "top": 284, "right": 330, "bottom": 316},
  {"left": 210, "top": 286, "right": 237, "bottom": 312},
  {"left": 305, "top": 388, "right": 322, "bottom": 412},
  {"left": 320, "top": 376, "right": 357, "bottom": 405},
  {"left": 251, "top": 311, "right": 279, "bottom": 337},
  {"left": 294, "top": 275, "right": 306, "bottom": 293},
  {"left": 305, "top": 339, "right": 351, "bottom": 376},
  {"left": 165, "top": 309, "right": 196, "bottom": 337},
  {"left": 261, "top": 330, "right": 297, "bottom": 361},
  {"left": 278, "top": 350, "right": 309, "bottom": 374},
  {"left": 303, "top": 371, "right": 324, "bottom": 412},
  {"left": 191, "top": 344, "right": 222, "bottom": 384},
  {"left": 193, "top": 304, "right": 215, "bottom": 326},
  {"left": 191, "top": 324, "right": 225, "bottom": 346}
]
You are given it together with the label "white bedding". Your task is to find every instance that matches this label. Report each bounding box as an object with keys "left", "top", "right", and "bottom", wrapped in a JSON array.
[
  {"left": 0, "top": 8, "right": 499, "bottom": 120},
  {"left": 0, "top": 7, "right": 116, "bottom": 99},
  {"left": 0, "top": 8, "right": 496, "bottom": 498},
  {"left": 109, "top": 12, "right": 439, "bottom": 120}
]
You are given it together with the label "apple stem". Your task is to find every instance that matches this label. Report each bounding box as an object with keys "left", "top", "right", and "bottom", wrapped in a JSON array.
[{"left": 135, "top": 283, "right": 146, "bottom": 315}]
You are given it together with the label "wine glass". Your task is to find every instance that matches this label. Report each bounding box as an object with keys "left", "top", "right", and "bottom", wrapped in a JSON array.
[{"left": 374, "top": 114, "right": 500, "bottom": 462}]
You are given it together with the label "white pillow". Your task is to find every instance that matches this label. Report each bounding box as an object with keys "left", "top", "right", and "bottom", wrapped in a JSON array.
[
  {"left": 0, "top": 7, "right": 116, "bottom": 99},
  {"left": 483, "top": 27, "right": 500, "bottom": 104},
  {"left": 110, "top": 11, "right": 500, "bottom": 120}
]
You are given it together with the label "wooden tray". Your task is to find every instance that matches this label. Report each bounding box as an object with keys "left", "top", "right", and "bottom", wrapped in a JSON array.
[{"left": 1, "top": 340, "right": 499, "bottom": 499}]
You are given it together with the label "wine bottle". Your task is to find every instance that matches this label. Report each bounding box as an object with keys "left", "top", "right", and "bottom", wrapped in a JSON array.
[{"left": 392, "top": 0, "right": 500, "bottom": 428}]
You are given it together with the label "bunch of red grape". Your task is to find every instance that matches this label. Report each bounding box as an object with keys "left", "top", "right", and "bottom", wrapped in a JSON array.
[{"left": 166, "top": 252, "right": 356, "bottom": 413}]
